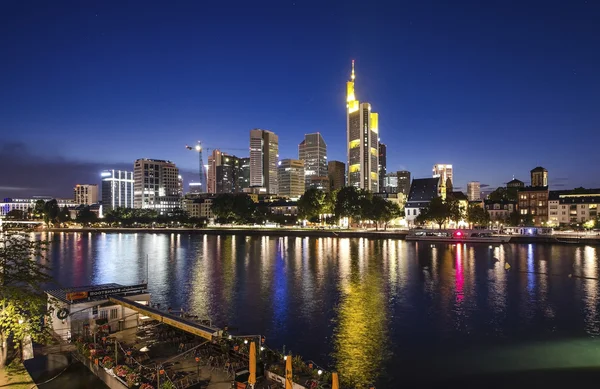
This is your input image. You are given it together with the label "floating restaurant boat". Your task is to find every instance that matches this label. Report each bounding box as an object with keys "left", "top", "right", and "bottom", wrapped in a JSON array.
[{"left": 406, "top": 229, "right": 510, "bottom": 243}]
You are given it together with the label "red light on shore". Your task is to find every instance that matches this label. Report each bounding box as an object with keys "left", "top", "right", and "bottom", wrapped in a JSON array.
[{"left": 455, "top": 231, "right": 463, "bottom": 237}]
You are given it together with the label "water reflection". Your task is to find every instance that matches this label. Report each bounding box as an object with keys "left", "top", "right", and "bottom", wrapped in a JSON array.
[
  {"left": 38, "top": 233, "right": 600, "bottom": 386},
  {"left": 333, "top": 240, "right": 388, "bottom": 388}
]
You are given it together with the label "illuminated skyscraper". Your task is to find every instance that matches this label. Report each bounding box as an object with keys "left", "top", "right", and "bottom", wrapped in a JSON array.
[
  {"left": 298, "top": 133, "right": 327, "bottom": 189},
  {"left": 74, "top": 184, "right": 98, "bottom": 205},
  {"left": 101, "top": 170, "right": 134, "bottom": 210},
  {"left": 433, "top": 164, "right": 453, "bottom": 199},
  {"left": 133, "top": 158, "right": 180, "bottom": 214},
  {"left": 278, "top": 159, "right": 305, "bottom": 199},
  {"left": 378, "top": 143, "right": 386, "bottom": 192},
  {"left": 250, "top": 129, "right": 279, "bottom": 194},
  {"left": 467, "top": 181, "right": 481, "bottom": 201},
  {"left": 346, "top": 61, "right": 379, "bottom": 192},
  {"left": 328, "top": 160, "right": 345, "bottom": 191}
]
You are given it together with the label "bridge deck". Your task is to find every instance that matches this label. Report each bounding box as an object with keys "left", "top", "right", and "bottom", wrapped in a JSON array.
[{"left": 108, "top": 295, "right": 220, "bottom": 341}]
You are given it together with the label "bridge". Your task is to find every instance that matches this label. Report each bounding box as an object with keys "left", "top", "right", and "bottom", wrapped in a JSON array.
[{"left": 108, "top": 295, "right": 221, "bottom": 341}]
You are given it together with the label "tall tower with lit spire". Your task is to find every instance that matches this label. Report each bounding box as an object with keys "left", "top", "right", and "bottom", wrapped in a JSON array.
[{"left": 346, "top": 60, "right": 379, "bottom": 192}]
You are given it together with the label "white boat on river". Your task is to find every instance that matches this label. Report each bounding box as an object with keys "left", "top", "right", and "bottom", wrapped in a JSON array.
[{"left": 406, "top": 229, "right": 510, "bottom": 243}]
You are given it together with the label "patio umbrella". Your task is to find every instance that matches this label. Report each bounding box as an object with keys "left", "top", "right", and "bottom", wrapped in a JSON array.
[
  {"left": 285, "top": 354, "right": 293, "bottom": 389},
  {"left": 248, "top": 341, "right": 257, "bottom": 387},
  {"left": 332, "top": 372, "right": 339, "bottom": 389}
]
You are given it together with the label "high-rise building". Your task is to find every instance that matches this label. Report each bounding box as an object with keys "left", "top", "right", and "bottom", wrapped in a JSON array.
[
  {"left": 328, "top": 160, "right": 345, "bottom": 192},
  {"left": 207, "top": 150, "right": 246, "bottom": 194},
  {"left": 397, "top": 170, "right": 411, "bottom": 196},
  {"left": 74, "top": 184, "right": 98, "bottom": 205},
  {"left": 250, "top": 129, "right": 279, "bottom": 194},
  {"left": 378, "top": 143, "right": 386, "bottom": 192},
  {"left": 383, "top": 172, "right": 397, "bottom": 193},
  {"left": 278, "top": 159, "right": 305, "bottom": 199},
  {"left": 101, "top": 170, "right": 134, "bottom": 211},
  {"left": 239, "top": 157, "right": 250, "bottom": 192},
  {"left": 531, "top": 166, "right": 548, "bottom": 187},
  {"left": 133, "top": 159, "right": 180, "bottom": 214},
  {"left": 188, "top": 182, "right": 203, "bottom": 194},
  {"left": 298, "top": 133, "right": 327, "bottom": 189},
  {"left": 433, "top": 164, "right": 453, "bottom": 198},
  {"left": 346, "top": 61, "right": 379, "bottom": 192},
  {"left": 207, "top": 149, "right": 223, "bottom": 194},
  {"left": 467, "top": 181, "right": 481, "bottom": 201}
]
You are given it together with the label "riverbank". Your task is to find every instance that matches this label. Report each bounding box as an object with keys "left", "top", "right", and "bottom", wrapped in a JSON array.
[
  {"left": 0, "top": 363, "right": 37, "bottom": 389},
  {"left": 49, "top": 226, "right": 410, "bottom": 240},
  {"left": 47, "top": 227, "right": 600, "bottom": 245}
]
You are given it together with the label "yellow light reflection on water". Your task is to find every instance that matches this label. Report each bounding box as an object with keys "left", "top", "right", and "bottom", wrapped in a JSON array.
[{"left": 333, "top": 241, "right": 388, "bottom": 388}]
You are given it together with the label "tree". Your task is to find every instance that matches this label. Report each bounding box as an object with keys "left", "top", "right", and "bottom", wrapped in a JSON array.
[
  {"left": 42, "top": 199, "right": 60, "bottom": 228},
  {"left": 466, "top": 204, "right": 490, "bottom": 227},
  {"left": 76, "top": 206, "right": 97, "bottom": 227},
  {"left": 211, "top": 194, "right": 256, "bottom": 224},
  {"left": 487, "top": 187, "right": 518, "bottom": 202},
  {"left": 521, "top": 212, "right": 534, "bottom": 227},
  {"left": 297, "top": 188, "right": 325, "bottom": 222},
  {"left": 5, "top": 210, "right": 25, "bottom": 220},
  {"left": 357, "top": 190, "right": 374, "bottom": 225},
  {"left": 334, "top": 186, "right": 362, "bottom": 226},
  {"left": 0, "top": 232, "right": 54, "bottom": 367},
  {"left": 32, "top": 200, "right": 45, "bottom": 220},
  {"left": 57, "top": 206, "right": 71, "bottom": 226},
  {"left": 417, "top": 196, "right": 459, "bottom": 228},
  {"left": 368, "top": 197, "right": 402, "bottom": 231},
  {"left": 508, "top": 209, "right": 520, "bottom": 226},
  {"left": 446, "top": 197, "right": 464, "bottom": 224}
]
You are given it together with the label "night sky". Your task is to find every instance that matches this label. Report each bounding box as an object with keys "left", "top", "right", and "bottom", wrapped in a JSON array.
[{"left": 1, "top": 1, "right": 599, "bottom": 197}]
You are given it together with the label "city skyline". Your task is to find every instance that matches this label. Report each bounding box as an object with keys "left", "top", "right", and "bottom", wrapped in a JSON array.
[{"left": 2, "top": 2, "right": 600, "bottom": 197}]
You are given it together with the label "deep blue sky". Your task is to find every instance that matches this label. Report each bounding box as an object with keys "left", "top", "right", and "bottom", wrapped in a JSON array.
[{"left": 1, "top": 0, "right": 599, "bottom": 197}]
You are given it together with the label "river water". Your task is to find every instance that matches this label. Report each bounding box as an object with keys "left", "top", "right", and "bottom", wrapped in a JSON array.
[{"left": 40, "top": 232, "right": 600, "bottom": 387}]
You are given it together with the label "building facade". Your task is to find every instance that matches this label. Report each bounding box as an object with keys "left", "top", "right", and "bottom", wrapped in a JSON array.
[
  {"left": 298, "top": 133, "right": 327, "bottom": 189},
  {"left": 207, "top": 149, "right": 223, "bottom": 194},
  {"left": 484, "top": 199, "right": 517, "bottom": 222},
  {"left": 74, "top": 184, "right": 98, "bottom": 205},
  {"left": 101, "top": 170, "right": 134, "bottom": 211},
  {"left": 517, "top": 166, "right": 550, "bottom": 226},
  {"left": 240, "top": 157, "right": 250, "bottom": 192},
  {"left": 277, "top": 159, "right": 305, "bottom": 199},
  {"left": 250, "top": 129, "right": 279, "bottom": 194},
  {"left": 208, "top": 150, "right": 245, "bottom": 194},
  {"left": 0, "top": 197, "right": 77, "bottom": 217},
  {"left": 433, "top": 164, "right": 453, "bottom": 199},
  {"left": 133, "top": 159, "right": 181, "bottom": 214},
  {"left": 531, "top": 167, "right": 548, "bottom": 187},
  {"left": 506, "top": 178, "right": 525, "bottom": 189},
  {"left": 182, "top": 196, "right": 215, "bottom": 219},
  {"left": 518, "top": 187, "right": 549, "bottom": 226},
  {"left": 433, "top": 164, "right": 453, "bottom": 186},
  {"left": 467, "top": 181, "right": 481, "bottom": 201},
  {"left": 548, "top": 190, "right": 600, "bottom": 226},
  {"left": 328, "top": 161, "right": 345, "bottom": 192},
  {"left": 397, "top": 170, "right": 411, "bottom": 196},
  {"left": 346, "top": 61, "right": 379, "bottom": 192},
  {"left": 404, "top": 178, "right": 439, "bottom": 226},
  {"left": 378, "top": 143, "right": 386, "bottom": 192},
  {"left": 383, "top": 172, "right": 398, "bottom": 193},
  {"left": 306, "top": 176, "right": 330, "bottom": 192}
]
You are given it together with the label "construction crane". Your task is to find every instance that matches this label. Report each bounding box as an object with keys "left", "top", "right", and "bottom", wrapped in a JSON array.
[
  {"left": 185, "top": 142, "right": 249, "bottom": 193},
  {"left": 185, "top": 141, "right": 207, "bottom": 192}
]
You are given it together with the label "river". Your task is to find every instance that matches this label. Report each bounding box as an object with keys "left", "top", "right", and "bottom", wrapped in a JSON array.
[{"left": 39, "top": 232, "right": 600, "bottom": 387}]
